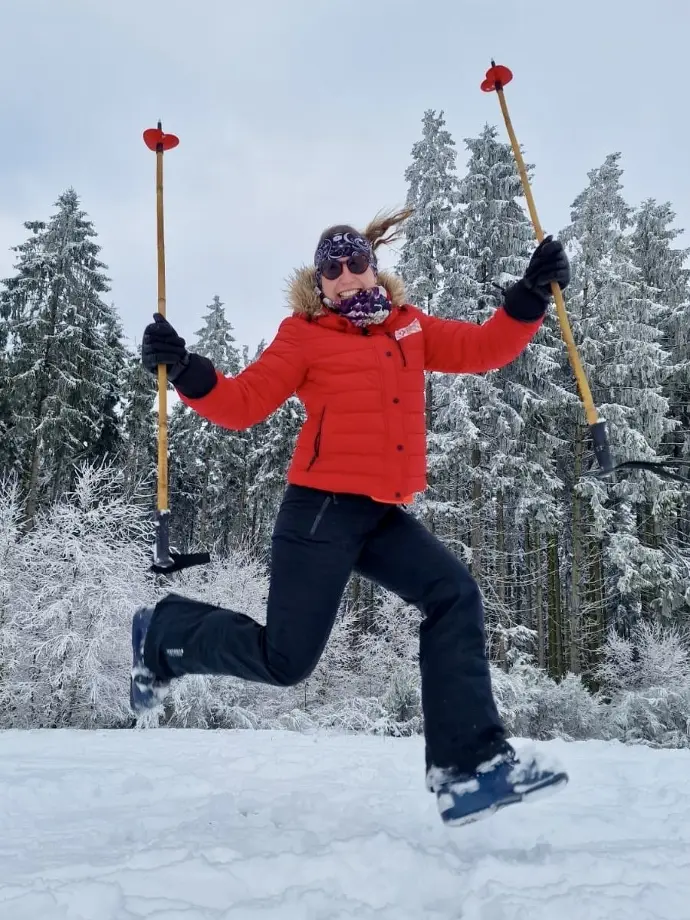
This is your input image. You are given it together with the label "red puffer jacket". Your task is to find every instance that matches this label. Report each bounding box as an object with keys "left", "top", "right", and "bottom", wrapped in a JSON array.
[{"left": 178, "top": 269, "right": 543, "bottom": 503}]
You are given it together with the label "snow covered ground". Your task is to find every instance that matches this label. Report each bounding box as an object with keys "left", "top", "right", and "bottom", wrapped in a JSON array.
[{"left": 0, "top": 730, "right": 688, "bottom": 920}]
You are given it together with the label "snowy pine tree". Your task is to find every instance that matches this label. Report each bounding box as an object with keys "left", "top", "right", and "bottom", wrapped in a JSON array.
[
  {"left": 194, "top": 295, "right": 242, "bottom": 375},
  {"left": 397, "top": 110, "right": 457, "bottom": 315},
  {"left": 0, "top": 317, "right": 15, "bottom": 475},
  {"left": 630, "top": 199, "right": 690, "bottom": 470},
  {"left": 168, "top": 296, "right": 249, "bottom": 553},
  {"left": 432, "top": 124, "right": 567, "bottom": 669},
  {"left": 628, "top": 199, "right": 690, "bottom": 623},
  {"left": 560, "top": 155, "right": 676, "bottom": 659},
  {"left": 396, "top": 110, "right": 458, "bottom": 531},
  {"left": 0, "top": 189, "right": 124, "bottom": 525},
  {"left": 248, "top": 396, "right": 305, "bottom": 548},
  {"left": 120, "top": 347, "right": 157, "bottom": 496},
  {"left": 89, "top": 308, "right": 126, "bottom": 465},
  {"left": 0, "top": 463, "right": 151, "bottom": 729}
]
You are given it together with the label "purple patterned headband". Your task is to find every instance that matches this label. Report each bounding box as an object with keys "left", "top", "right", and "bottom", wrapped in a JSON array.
[{"left": 314, "top": 230, "right": 377, "bottom": 285}]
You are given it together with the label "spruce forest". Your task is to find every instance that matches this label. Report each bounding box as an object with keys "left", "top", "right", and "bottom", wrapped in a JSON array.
[{"left": 1, "top": 113, "right": 689, "bottom": 746}]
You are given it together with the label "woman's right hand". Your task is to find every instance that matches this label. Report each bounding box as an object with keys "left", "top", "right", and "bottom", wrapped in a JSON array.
[{"left": 141, "top": 313, "right": 190, "bottom": 381}]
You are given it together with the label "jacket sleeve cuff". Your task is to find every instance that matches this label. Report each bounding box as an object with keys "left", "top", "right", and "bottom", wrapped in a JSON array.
[
  {"left": 173, "top": 353, "right": 218, "bottom": 399},
  {"left": 502, "top": 279, "right": 548, "bottom": 322}
]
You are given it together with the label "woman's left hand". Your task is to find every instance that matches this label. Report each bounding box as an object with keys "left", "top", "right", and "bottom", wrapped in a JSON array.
[{"left": 523, "top": 236, "right": 571, "bottom": 301}]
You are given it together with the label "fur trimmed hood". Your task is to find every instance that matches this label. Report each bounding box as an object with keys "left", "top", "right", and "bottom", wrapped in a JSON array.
[{"left": 286, "top": 267, "right": 407, "bottom": 319}]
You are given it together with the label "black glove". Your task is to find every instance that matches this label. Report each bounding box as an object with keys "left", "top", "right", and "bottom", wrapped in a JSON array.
[
  {"left": 142, "top": 313, "right": 190, "bottom": 382},
  {"left": 503, "top": 236, "right": 571, "bottom": 322},
  {"left": 141, "top": 313, "right": 217, "bottom": 399},
  {"left": 523, "top": 236, "right": 570, "bottom": 300}
]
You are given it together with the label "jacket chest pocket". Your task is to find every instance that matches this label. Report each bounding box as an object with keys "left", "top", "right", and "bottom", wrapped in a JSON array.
[{"left": 389, "top": 329, "right": 424, "bottom": 370}]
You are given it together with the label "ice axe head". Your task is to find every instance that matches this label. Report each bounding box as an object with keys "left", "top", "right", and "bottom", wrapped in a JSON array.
[{"left": 150, "top": 510, "right": 210, "bottom": 576}]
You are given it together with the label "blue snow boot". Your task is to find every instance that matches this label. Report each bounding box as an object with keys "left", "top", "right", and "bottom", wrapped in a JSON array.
[
  {"left": 433, "top": 751, "right": 568, "bottom": 827},
  {"left": 130, "top": 606, "right": 171, "bottom": 714}
]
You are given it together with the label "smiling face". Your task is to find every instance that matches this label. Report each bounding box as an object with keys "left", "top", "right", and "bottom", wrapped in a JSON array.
[
  {"left": 314, "top": 226, "right": 379, "bottom": 304},
  {"left": 319, "top": 257, "right": 378, "bottom": 303}
]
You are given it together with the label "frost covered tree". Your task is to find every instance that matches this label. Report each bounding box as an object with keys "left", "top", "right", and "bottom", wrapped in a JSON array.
[
  {"left": 630, "top": 203, "right": 690, "bottom": 461},
  {"left": 147, "top": 548, "right": 274, "bottom": 730},
  {"left": 193, "top": 295, "right": 242, "bottom": 375},
  {"left": 248, "top": 395, "right": 305, "bottom": 548},
  {"left": 628, "top": 199, "right": 690, "bottom": 622},
  {"left": 429, "top": 124, "right": 568, "bottom": 669},
  {"left": 397, "top": 109, "right": 457, "bottom": 314},
  {"left": 0, "top": 463, "right": 151, "bottom": 729},
  {"left": 89, "top": 308, "right": 126, "bottom": 464},
  {"left": 228, "top": 339, "right": 275, "bottom": 546},
  {"left": 0, "top": 477, "right": 25, "bottom": 713},
  {"left": 440, "top": 123, "right": 534, "bottom": 554},
  {"left": 168, "top": 297, "right": 250, "bottom": 553},
  {"left": 120, "top": 347, "right": 157, "bottom": 496},
  {"left": 597, "top": 621, "right": 690, "bottom": 748},
  {"left": 444, "top": 123, "right": 533, "bottom": 322},
  {"left": 560, "top": 154, "right": 676, "bottom": 660},
  {"left": 397, "top": 109, "right": 458, "bottom": 467},
  {"left": 0, "top": 320, "right": 15, "bottom": 475},
  {"left": 0, "top": 189, "right": 124, "bottom": 525}
]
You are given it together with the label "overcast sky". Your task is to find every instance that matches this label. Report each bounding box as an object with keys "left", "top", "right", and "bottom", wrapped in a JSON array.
[{"left": 0, "top": 0, "right": 688, "bottom": 355}]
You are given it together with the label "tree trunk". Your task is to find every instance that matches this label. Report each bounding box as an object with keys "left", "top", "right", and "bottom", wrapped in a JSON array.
[
  {"left": 23, "top": 260, "right": 67, "bottom": 529},
  {"left": 471, "top": 445, "right": 482, "bottom": 582},
  {"left": 349, "top": 573, "right": 364, "bottom": 652},
  {"left": 197, "top": 448, "right": 211, "bottom": 547},
  {"left": 235, "top": 439, "right": 249, "bottom": 540},
  {"left": 453, "top": 464, "right": 460, "bottom": 555},
  {"left": 23, "top": 434, "right": 44, "bottom": 531},
  {"left": 524, "top": 519, "right": 533, "bottom": 634},
  {"left": 570, "top": 428, "right": 584, "bottom": 674},
  {"left": 592, "top": 539, "right": 606, "bottom": 663},
  {"left": 547, "top": 533, "right": 562, "bottom": 678},
  {"left": 425, "top": 284, "right": 434, "bottom": 432},
  {"left": 535, "top": 529, "right": 545, "bottom": 669},
  {"left": 496, "top": 490, "right": 507, "bottom": 670}
]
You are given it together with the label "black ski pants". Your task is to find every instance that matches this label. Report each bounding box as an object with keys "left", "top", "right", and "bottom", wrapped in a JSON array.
[{"left": 144, "top": 485, "right": 509, "bottom": 774}]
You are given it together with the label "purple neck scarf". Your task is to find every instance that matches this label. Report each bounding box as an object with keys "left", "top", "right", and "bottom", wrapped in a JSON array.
[{"left": 323, "top": 286, "right": 391, "bottom": 327}]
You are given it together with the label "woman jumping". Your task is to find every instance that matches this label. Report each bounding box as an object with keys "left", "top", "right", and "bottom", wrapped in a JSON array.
[{"left": 132, "top": 211, "right": 570, "bottom": 826}]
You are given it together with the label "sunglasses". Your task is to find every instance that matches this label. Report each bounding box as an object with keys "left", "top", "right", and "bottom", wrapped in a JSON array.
[{"left": 319, "top": 253, "right": 371, "bottom": 281}]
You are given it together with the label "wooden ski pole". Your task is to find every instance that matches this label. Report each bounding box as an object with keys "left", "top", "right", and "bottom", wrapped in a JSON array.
[
  {"left": 481, "top": 62, "right": 615, "bottom": 474},
  {"left": 143, "top": 122, "right": 179, "bottom": 569},
  {"left": 142, "top": 123, "right": 212, "bottom": 571}
]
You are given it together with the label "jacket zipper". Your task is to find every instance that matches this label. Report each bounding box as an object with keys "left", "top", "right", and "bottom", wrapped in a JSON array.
[{"left": 307, "top": 407, "right": 326, "bottom": 470}]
